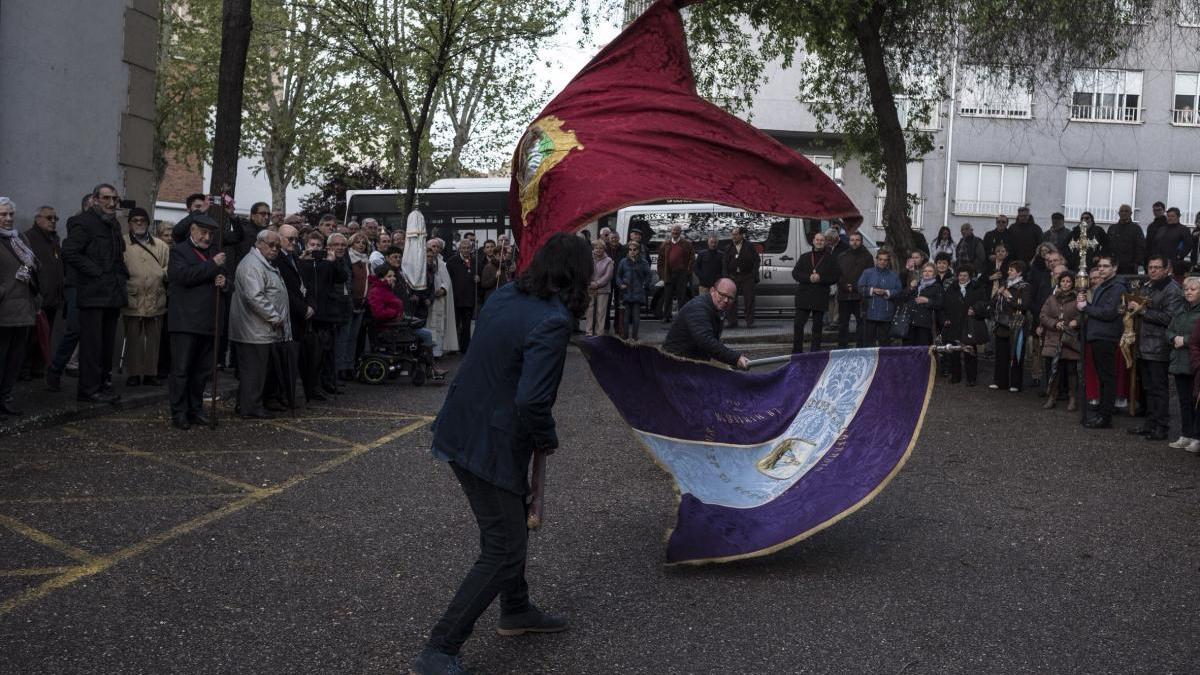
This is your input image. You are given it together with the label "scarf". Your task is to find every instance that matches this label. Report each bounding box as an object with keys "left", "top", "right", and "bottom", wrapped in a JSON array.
[
  {"left": 0, "top": 227, "right": 37, "bottom": 270},
  {"left": 349, "top": 249, "right": 371, "bottom": 266},
  {"left": 917, "top": 276, "right": 936, "bottom": 292}
]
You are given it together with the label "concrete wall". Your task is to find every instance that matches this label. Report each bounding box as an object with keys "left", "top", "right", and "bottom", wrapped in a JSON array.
[{"left": 0, "top": 0, "right": 157, "bottom": 231}]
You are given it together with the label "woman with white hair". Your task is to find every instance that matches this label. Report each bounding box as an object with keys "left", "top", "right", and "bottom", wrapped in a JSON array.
[
  {"left": 0, "top": 197, "right": 40, "bottom": 415},
  {"left": 1169, "top": 276, "right": 1200, "bottom": 452}
]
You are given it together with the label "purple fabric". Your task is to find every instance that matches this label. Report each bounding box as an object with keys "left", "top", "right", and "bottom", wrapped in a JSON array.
[
  {"left": 581, "top": 338, "right": 933, "bottom": 564},
  {"left": 581, "top": 335, "right": 827, "bottom": 444}
]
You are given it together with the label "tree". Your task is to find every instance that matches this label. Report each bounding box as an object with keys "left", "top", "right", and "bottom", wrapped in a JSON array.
[
  {"left": 244, "top": 0, "right": 345, "bottom": 212},
  {"left": 687, "top": 0, "right": 1160, "bottom": 257},
  {"left": 314, "top": 0, "right": 564, "bottom": 215},
  {"left": 210, "top": 0, "right": 255, "bottom": 196},
  {"left": 297, "top": 161, "right": 397, "bottom": 224}
]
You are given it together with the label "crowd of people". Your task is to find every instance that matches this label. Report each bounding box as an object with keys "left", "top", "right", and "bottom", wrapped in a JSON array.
[{"left": 0, "top": 186, "right": 520, "bottom": 428}]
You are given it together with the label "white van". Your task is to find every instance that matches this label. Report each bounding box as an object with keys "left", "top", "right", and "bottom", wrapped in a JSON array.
[{"left": 614, "top": 202, "right": 878, "bottom": 316}]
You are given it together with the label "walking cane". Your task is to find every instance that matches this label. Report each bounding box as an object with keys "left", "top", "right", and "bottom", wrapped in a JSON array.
[
  {"left": 209, "top": 192, "right": 229, "bottom": 429},
  {"left": 527, "top": 449, "right": 547, "bottom": 530}
]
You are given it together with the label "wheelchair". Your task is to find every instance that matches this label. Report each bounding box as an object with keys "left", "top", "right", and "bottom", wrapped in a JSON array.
[{"left": 357, "top": 315, "right": 442, "bottom": 386}]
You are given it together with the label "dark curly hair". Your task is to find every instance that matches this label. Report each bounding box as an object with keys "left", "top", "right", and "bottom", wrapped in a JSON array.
[{"left": 516, "top": 232, "right": 594, "bottom": 318}]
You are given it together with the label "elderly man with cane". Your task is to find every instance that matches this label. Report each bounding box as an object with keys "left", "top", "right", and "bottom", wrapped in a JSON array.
[
  {"left": 230, "top": 230, "right": 291, "bottom": 419},
  {"left": 412, "top": 233, "right": 593, "bottom": 675}
]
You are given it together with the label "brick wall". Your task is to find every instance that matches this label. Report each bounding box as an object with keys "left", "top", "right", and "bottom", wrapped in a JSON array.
[{"left": 158, "top": 150, "right": 203, "bottom": 203}]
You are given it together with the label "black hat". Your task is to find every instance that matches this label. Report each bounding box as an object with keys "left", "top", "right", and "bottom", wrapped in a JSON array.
[
  {"left": 189, "top": 213, "right": 219, "bottom": 231},
  {"left": 128, "top": 207, "right": 150, "bottom": 221}
]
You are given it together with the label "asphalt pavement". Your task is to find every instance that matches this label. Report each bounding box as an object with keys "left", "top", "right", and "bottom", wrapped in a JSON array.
[{"left": 1, "top": 345, "right": 1199, "bottom": 674}]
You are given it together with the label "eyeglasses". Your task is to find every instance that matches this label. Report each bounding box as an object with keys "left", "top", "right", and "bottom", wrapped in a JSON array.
[
  {"left": 263, "top": 242, "right": 281, "bottom": 249},
  {"left": 716, "top": 290, "right": 735, "bottom": 302},
  {"left": 39, "top": 215, "right": 59, "bottom": 222},
  {"left": 97, "top": 195, "right": 119, "bottom": 202}
]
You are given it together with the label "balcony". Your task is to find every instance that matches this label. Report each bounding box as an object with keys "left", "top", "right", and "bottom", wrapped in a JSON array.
[
  {"left": 1070, "top": 105, "right": 1143, "bottom": 123},
  {"left": 952, "top": 200, "right": 1025, "bottom": 217},
  {"left": 873, "top": 198, "right": 924, "bottom": 230},
  {"left": 1062, "top": 205, "right": 1135, "bottom": 224},
  {"left": 957, "top": 103, "right": 1033, "bottom": 119},
  {"left": 1172, "top": 108, "right": 1199, "bottom": 126}
]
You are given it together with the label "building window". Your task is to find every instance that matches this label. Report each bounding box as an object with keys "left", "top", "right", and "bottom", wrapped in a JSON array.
[
  {"left": 875, "top": 161, "right": 925, "bottom": 230},
  {"left": 804, "top": 155, "right": 844, "bottom": 182},
  {"left": 953, "top": 162, "right": 1026, "bottom": 216},
  {"left": 1071, "top": 69, "right": 1143, "bottom": 123},
  {"left": 623, "top": 0, "right": 653, "bottom": 25},
  {"left": 1174, "top": 72, "right": 1200, "bottom": 125},
  {"left": 1064, "top": 168, "right": 1137, "bottom": 223},
  {"left": 1168, "top": 173, "right": 1200, "bottom": 219},
  {"left": 957, "top": 66, "right": 1033, "bottom": 119},
  {"left": 896, "top": 97, "right": 940, "bottom": 131}
]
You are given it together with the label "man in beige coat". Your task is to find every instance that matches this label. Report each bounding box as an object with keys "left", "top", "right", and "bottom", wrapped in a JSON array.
[{"left": 122, "top": 207, "right": 169, "bottom": 386}]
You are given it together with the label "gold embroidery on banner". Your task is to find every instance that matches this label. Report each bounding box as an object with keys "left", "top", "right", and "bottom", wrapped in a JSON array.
[{"left": 515, "top": 115, "right": 584, "bottom": 224}]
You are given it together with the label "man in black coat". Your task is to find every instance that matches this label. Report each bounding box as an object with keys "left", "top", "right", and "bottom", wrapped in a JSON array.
[
  {"left": 721, "top": 226, "right": 760, "bottom": 328},
  {"left": 446, "top": 238, "right": 478, "bottom": 353},
  {"left": 45, "top": 193, "right": 93, "bottom": 392},
  {"left": 941, "top": 265, "right": 990, "bottom": 385},
  {"left": 1079, "top": 255, "right": 1128, "bottom": 429},
  {"left": 835, "top": 231, "right": 874, "bottom": 348},
  {"left": 1107, "top": 204, "right": 1145, "bottom": 275},
  {"left": 61, "top": 184, "right": 129, "bottom": 404},
  {"left": 274, "top": 224, "right": 321, "bottom": 403},
  {"left": 1067, "top": 215, "right": 1111, "bottom": 271},
  {"left": 166, "top": 214, "right": 229, "bottom": 429},
  {"left": 663, "top": 279, "right": 748, "bottom": 369},
  {"left": 1147, "top": 207, "right": 1194, "bottom": 275},
  {"left": 791, "top": 232, "right": 839, "bottom": 353},
  {"left": 298, "top": 230, "right": 349, "bottom": 394},
  {"left": 1145, "top": 201, "right": 1168, "bottom": 267},
  {"left": 1006, "top": 206, "right": 1044, "bottom": 265},
  {"left": 983, "top": 215, "right": 1011, "bottom": 263},
  {"left": 1042, "top": 212, "right": 1073, "bottom": 257},
  {"left": 694, "top": 234, "right": 723, "bottom": 295}
]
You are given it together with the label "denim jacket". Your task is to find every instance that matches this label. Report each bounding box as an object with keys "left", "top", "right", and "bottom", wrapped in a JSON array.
[{"left": 857, "top": 266, "right": 902, "bottom": 322}]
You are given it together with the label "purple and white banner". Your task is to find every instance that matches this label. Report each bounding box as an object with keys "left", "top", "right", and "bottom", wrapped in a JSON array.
[{"left": 582, "top": 337, "right": 934, "bottom": 565}]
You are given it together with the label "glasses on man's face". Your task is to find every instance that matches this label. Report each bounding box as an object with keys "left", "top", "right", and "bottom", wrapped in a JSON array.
[
  {"left": 98, "top": 194, "right": 119, "bottom": 202},
  {"left": 264, "top": 242, "right": 281, "bottom": 249},
  {"left": 716, "top": 290, "right": 735, "bottom": 302},
  {"left": 129, "top": 217, "right": 147, "bottom": 224},
  {"left": 39, "top": 215, "right": 59, "bottom": 222}
]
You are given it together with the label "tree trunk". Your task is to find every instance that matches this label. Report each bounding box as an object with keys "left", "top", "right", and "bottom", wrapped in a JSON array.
[
  {"left": 851, "top": 5, "right": 912, "bottom": 261},
  {"left": 264, "top": 145, "right": 288, "bottom": 213},
  {"left": 209, "top": 0, "right": 253, "bottom": 198}
]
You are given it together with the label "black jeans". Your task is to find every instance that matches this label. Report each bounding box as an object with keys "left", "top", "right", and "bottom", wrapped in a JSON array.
[
  {"left": 1175, "top": 374, "right": 1198, "bottom": 438},
  {"left": 863, "top": 320, "right": 891, "bottom": 347},
  {"left": 1138, "top": 359, "right": 1170, "bottom": 431},
  {"left": 992, "top": 332, "right": 1024, "bottom": 390},
  {"left": 0, "top": 326, "right": 29, "bottom": 400},
  {"left": 427, "top": 463, "right": 531, "bottom": 656},
  {"left": 1090, "top": 340, "right": 1118, "bottom": 416},
  {"left": 234, "top": 342, "right": 271, "bottom": 416},
  {"left": 76, "top": 306, "right": 119, "bottom": 396},
  {"left": 948, "top": 350, "right": 977, "bottom": 384},
  {"left": 662, "top": 273, "right": 688, "bottom": 320},
  {"left": 837, "top": 300, "right": 863, "bottom": 348},
  {"left": 455, "top": 306, "right": 474, "bottom": 354},
  {"left": 169, "top": 332, "right": 213, "bottom": 421},
  {"left": 793, "top": 309, "right": 824, "bottom": 353},
  {"left": 905, "top": 326, "right": 933, "bottom": 346}
]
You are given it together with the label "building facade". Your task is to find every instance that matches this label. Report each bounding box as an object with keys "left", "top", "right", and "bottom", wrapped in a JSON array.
[{"left": 0, "top": 0, "right": 159, "bottom": 229}]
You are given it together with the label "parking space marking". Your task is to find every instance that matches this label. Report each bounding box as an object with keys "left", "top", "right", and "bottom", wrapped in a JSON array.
[
  {"left": 0, "top": 514, "right": 97, "bottom": 564},
  {"left": 0, "top": 566, "right": 81, "bottom": 578},
  {"left": 61, "top": 426, "right": 259, "bottom": 493},
  {"left": 0, "top": 417, "right": 430, "bottom": 617},
  {"left": 261, "top": 420, "right": 364, "bottom": 448},
  {"left": 0, "top": 493, "right": 244, "bottom": 506}
]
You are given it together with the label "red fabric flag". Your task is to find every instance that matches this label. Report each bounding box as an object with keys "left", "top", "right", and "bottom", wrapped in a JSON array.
[{"left": 509, "top": 0, "right": 860, "bottom": 270}]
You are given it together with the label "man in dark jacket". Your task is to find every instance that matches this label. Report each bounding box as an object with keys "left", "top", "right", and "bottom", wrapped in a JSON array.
[
  {"left": 694, "top": 235, "right": 723, "bottom": 295},
  {"left": 1107, "top": 204, "right": 1145, "bottom": 275},
  {"left": 274, "top": 224, "right": 321, "bottom": 403},
  {"left": 23, "top": 206, "right": 64, "bottom": 378},
  {"left": 835, "top": 232, "right": 873, "bottom": 348},
  {"left": 663, "top": 278, "right": 749, "bottom": 369},
  {"left": 657, "top": 224, "right": 695, "bottom": 322},
  {"left": 1128, "top": 256, "right": 1184, "bottom": 440},
  {"left": 61, "top": 184, "right": 129, "bottom": 404},
  {"left": 791, "top": 232, "right": 839, "bottom": 352},
  {"left": 956, "top": 223, "right": 987, "bottom": 272},
  {"left": 1147, "top": 207, "right": 1194, "bottom": 276},
  {"left": 298, "top": 230, "right": 349, "bottom": 395},
  {"left": 722, "top": 226, "right": 760, "bottom": 328},
  {"left": 1145, "top": 202, "right": 1168, "bottom": 266},
  {"left": 166, "top": 214, "right": 228, "bottom": 429},
  {"left": 1042, "top": 212, "right": 1073, "bottom": 257},
  {"left": 983, "top": 215, "right": 1011, "bottom": 262},
  {"left": 1007, "top": 206, "right": 1044, "bottom": 265},
  {"left": 1079, "top": 255, "right": 1128, "bottom": 429},
  {"left": 1067, "top": 215, "right": 1111, "bottom": 271},
  {"left": 446, "top": 238, "right": 477, "bottom": 353},
  {"left": 941, "top": 265, "right": 990, "bottom": 385},
  {"left": 45, "top": 193, "right": 93, "bottom": 392}
]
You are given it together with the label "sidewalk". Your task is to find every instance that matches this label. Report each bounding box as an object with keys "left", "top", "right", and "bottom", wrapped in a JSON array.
[{"left": 0, "top": 371, "right": 238, "bottom": 437}]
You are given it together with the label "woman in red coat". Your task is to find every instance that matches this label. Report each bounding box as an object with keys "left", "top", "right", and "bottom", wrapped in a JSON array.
[{"left": 367, "top": 269, "right": 443, "bottom": 381}]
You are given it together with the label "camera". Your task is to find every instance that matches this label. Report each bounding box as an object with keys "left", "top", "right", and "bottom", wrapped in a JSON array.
[{"left": 119, "top": 199, "right": 137, "bottom": 210}]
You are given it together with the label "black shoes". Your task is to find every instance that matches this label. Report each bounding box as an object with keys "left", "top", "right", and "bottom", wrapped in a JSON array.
[
  {"left": 188, "top": 412, "right": 212, "bottom": 428},
  {"left": 411, "top": 648, "right": 471, "bottom": 675},
  {"left": 142, "top": 376, "right": 162, "bottom": 386},
  {"left": 126, "top": 376, "right": 141, "bottom": 387},
  {"left": 1083, "top": 414, "right": 1113, "bottom": 429},
  {"left": 496, "top": 607, "right": 568, "bottom": 636},
  {"left": 46, "top": 370, "right": 61, "bottom": 392},
  {"left": 1145, "top": 427, "right": 1169, "bottom": 441},
  {"left": 1127, "top": 425, "right": 1152, "bottom": 436},
  {"left": 306, "top": 391, "right": 328, "bottom": 402},
  {"left": 0, "top": 402, "right": 22, "bottom": 416},
  {"left": 77, "top": 391, "right": 121, "bottom": 405},
  {"left": 171, "top": 417, "right": 190, "bottom": 431}
]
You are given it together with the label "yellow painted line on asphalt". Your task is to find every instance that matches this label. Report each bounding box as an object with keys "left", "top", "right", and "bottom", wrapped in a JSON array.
[
  {"left": 61, "top": 426, "right": 259, "bottom": 494},
  {"left": 0, "top": 566, "right": 82, "bottom": 578},
  {"left": 0, "top": 493, "right": 244, "bottom": 506},
  {"left": 306, "top": 405, "right": 434, "bottom": 419},
  {"left": 0, "top": 514, "right": 97, "bottom": 564},
  {"left": 0, "top": 417, "right": 430, "bottom": 617},
  {"left": 261, "top": 421, "right": 360, "bottom": 448}
]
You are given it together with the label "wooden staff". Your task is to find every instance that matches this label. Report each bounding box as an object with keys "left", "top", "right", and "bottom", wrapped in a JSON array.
[
  {"left": 526, "top": 449, "right": 547, "bottom": 530},
  {"left": 209, "top": 192, "right": 229, "bottom": 428}
]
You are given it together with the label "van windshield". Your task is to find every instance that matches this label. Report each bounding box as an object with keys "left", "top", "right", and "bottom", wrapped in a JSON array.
[{"left": 628, "top": 210, "right": 790, "bottom": 254}]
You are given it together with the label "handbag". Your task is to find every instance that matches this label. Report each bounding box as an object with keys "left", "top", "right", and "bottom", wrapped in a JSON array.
[
  {"left": 1061, "top": 329, "right": 1080, "bottom": 352},
  {"left": 889, "top": 302, "right": 914, "bottom": 339}
]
